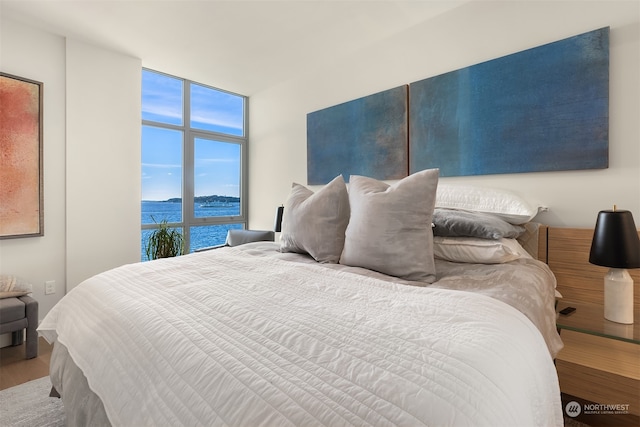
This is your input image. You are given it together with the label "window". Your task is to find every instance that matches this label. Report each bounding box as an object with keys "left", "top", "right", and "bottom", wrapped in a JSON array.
[{"left": 141, "top": 69, "right": 247, "bottom": 260}]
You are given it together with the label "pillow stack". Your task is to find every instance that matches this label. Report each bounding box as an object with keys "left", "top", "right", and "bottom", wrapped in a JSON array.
[
  {"left": 432, "top": 184, "right": 538, "bottom": 264},
  {"left": 280, "top": 173, "right": 540, "bottom": 278}
]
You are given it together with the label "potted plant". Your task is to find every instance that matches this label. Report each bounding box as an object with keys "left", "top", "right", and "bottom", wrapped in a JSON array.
[{"left": 145, "top": 217, "right": 184, "bottom": 260}]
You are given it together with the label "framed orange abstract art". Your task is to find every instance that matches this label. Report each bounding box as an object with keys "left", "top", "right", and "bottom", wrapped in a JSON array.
[{"left": 0, "top": 73, "right": 44, "bottom": 239}]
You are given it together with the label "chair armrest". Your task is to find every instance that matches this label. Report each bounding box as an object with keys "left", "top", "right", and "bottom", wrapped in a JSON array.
[
  {"left": 195, "top": 229, "right": 275, "bottom": 251},
  {"left": 18, "top": 295, "right": 38, "bottom": 324},
  {"left": 195, "top": 244, "right": 228, "bottom": 252},
  {"left": 18, "top": 295, "right": 37, "bottom": 311},
  {"left": 226, "top": 229, "right": 274, "bottom": 246}
]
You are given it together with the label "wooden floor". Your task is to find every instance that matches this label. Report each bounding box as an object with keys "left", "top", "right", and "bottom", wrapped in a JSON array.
[{"left": 0, "top": 337, "right": 53, "bottom": 390}]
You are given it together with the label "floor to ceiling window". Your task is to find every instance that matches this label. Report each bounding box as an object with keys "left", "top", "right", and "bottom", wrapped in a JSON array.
[{"left": 141, "top": 69, "right": 248, "bottom": 260}]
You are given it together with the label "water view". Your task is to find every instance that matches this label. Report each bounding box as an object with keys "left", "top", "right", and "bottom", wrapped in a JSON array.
[{"left": 141, "top": 200, "right": 242, "bottom": 260}]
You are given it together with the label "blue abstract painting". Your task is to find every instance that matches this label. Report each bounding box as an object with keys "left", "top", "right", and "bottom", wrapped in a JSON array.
[
  {"left": 307, "top": 86, "right": 408, "bottom": 185},
  {"left": 409, "top": 27, "right": 609, "bottom": 177}
]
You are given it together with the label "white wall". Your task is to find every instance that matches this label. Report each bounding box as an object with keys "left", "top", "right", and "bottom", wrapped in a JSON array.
[
  {"left": 249, "top": 0, "right": 640, "bottom": 230},
  {"left": 65, "top": 39, "right": 141, "bottom": 290},
  {"left": 0, "top": 19, "right": 142, "bottom": 325}
]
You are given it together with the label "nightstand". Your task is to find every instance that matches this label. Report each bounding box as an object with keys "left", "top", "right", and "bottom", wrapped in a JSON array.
[{"left": 556, "top": 301, "right": 640, "bottom": 418}]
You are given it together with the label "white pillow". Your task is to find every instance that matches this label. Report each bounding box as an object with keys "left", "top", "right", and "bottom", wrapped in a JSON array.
[
  {"left": 433, "top": 237, "right": 532, "bottom": 264},
  {"left": 436, "top": 184, "right": 538, "bottom": 224}
]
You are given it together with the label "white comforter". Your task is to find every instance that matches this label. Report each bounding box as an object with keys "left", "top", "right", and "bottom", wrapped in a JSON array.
[{"left": 39, "top": 247, "right": 562, "bottom": 427}]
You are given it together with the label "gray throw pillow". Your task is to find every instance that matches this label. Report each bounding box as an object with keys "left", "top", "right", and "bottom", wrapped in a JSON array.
[
  {"left": 432, "top": 209, "right": 525, "bottom": 240},
  {"left": 279, "top": 175, "right": 350, "bottom": 263},
  {"left": 340, "top": 169, "right": 439, "bottom": 282}
]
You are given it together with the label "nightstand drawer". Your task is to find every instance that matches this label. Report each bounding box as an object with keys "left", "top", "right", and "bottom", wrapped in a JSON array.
[{"left": 556, "top": 330, "right": 640, "bottom": 415}]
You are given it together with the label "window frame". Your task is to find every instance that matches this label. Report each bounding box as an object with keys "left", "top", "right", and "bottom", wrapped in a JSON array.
[{"left": 141, "top": 68, "right": 248, "bottom": 255}]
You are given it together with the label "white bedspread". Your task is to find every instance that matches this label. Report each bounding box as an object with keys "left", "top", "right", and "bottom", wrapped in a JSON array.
[{"left": 39, "top": 247, "right": 562, "bottom": 427}]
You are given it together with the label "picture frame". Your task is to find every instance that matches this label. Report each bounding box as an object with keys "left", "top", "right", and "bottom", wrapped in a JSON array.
[
  {"left": 307, "top": 85, "right": 408, "bottom": 185},
  {"left": 409, "top": 27, "right": 609, "bottom": 177},
  {"left": 0, "top": 72, "right": 44, "bottom": 239}
]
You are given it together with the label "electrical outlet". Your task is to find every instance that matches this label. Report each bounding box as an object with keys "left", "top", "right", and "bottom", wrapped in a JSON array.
[{"left": 45, "top": 280, "right": 56, "bottom": 295}]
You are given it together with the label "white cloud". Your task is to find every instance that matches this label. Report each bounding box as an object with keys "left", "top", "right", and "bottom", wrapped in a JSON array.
[{"left": 142, "top": 162, "right": 181, "bottom": 168}]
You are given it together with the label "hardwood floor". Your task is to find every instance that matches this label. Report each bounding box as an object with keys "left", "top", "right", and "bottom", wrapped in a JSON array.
[{"left": 0, "top": 337, "right": 53, "bottom": 390}]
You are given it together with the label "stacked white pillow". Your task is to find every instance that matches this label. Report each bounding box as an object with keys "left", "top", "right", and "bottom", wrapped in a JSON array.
[
  {"left": 436, "top": 184, "right": 539, "bottom": 225},
  {"left": 433, "top": 184, "right": 540, "bottom": 264},
  {"left": 433, "top": 236, "right": 532, "bottom": 264}
]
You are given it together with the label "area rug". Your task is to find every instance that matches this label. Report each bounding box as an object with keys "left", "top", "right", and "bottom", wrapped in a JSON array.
[
  {"left": 565, "top": 417, "right": 591, "bottom": 427},
  {"left": 0, "top": 377, "right": 65, "bottom": 427}
]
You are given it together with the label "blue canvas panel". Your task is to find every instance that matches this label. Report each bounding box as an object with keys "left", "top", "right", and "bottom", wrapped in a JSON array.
[
  {"left": 307, "top": 85, "right": 408, "bottom": 185},
  {"left": 409, "top": 27, "right": 609, "bottom": 177}
]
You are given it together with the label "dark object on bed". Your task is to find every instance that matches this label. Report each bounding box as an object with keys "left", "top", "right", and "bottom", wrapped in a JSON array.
[
  {"left": 0, "top": 295, "right": 38, "bottom": 359},
  {"left": 432, "top": 208, "right": 525, "bottom": 239}
]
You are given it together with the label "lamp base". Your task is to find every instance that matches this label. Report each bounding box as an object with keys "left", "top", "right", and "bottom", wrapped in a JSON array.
[{"left": 603, "top": 268, "right": 634, "bottom": 324}]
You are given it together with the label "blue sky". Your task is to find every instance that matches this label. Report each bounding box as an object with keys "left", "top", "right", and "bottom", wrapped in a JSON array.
[{"left": 141, "top": 70, "right": 243, "bottom": 201}]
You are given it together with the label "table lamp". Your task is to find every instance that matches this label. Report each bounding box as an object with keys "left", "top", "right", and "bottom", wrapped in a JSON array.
[{"left": 589, "top": 206, "right": 640, "bottom": 324}]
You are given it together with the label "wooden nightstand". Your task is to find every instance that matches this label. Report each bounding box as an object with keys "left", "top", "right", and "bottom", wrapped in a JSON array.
[{"left": 556, "top": 301, "right": 640, "bottom": 421}]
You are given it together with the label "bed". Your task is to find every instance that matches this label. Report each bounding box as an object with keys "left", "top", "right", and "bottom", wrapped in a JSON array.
[{"left": 38, "top": 171, "right": 564, "bottom": 426}]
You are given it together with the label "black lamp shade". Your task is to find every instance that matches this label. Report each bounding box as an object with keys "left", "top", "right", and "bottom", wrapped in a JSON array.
[
  {"left": 589, "top": 210, "right": 640, "bottom": 269},
  {"left": 274, "top": 205, "right": 284, "bottom": 232}
]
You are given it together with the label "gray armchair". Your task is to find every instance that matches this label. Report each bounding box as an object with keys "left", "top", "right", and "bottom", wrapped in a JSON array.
[
  {"left": 225, "top": 229, "right": 275, "bottom": 246},
  {"left": 196, "top": 229, "right": 275, "bottom": 252},
  {"left": 0, "top": 295, "right": 38, "bottom": 359}
]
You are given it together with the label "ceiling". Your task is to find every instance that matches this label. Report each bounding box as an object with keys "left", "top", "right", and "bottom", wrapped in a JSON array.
[{"left": 1, "top": 0, "right": 468, "bottom": 95}]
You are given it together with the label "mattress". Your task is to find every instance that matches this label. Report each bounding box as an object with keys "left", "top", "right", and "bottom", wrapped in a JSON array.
[{"left": 39, "top": 243, "right": 563, "bottom": 426}]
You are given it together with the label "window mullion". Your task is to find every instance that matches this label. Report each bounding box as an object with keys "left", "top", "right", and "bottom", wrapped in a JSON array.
[{"left": 183, "top": 81, "right": 194, "bottom": 251}]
